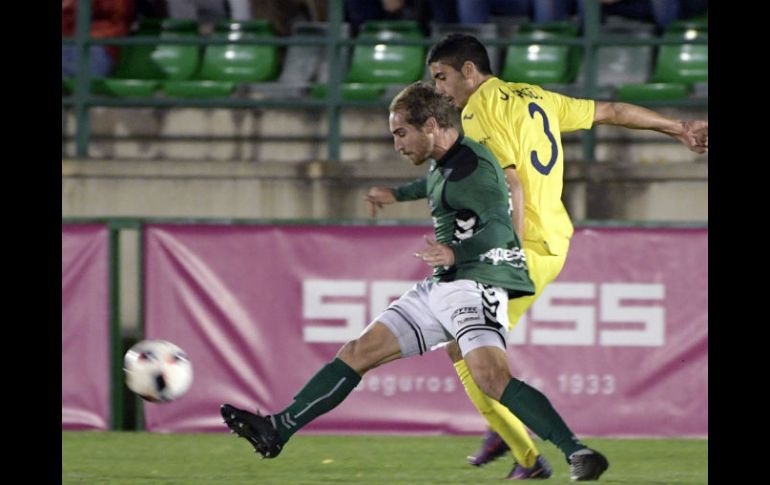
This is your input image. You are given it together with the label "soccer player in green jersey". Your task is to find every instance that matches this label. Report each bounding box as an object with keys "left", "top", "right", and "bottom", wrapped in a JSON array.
[
  {"left": 221, "top": 81, "right": 609, "bottom": 481},
  {"left": 414, "top": 33, "right": 707, "bottom": 479}
]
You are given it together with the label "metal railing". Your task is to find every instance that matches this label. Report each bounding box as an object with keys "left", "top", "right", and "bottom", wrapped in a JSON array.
[{"left": 62, "top": 0, "right": 707, "bottom": 161}]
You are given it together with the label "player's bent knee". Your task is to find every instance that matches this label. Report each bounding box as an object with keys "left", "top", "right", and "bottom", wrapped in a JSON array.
[
  {"left": 337, "top": 339, "right": 376, "bottom": 374},
  {"left": 444, "top": 340, "right": 463, "bottom": 363},
  {"left": 465, "top": 354, "right": 512, "bottom": 400},
  {"left": 467, "top": 367, "right": 504, "bottom": 399}
]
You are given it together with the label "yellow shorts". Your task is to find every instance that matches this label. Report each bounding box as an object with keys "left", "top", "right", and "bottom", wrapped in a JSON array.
[{"left": 507, "top": 239, "right": 569, "bottom": 330}]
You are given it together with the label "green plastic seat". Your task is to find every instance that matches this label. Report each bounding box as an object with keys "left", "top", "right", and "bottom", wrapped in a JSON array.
[
  {"left": 197, "top": 20, "right": 279, "bottom": 81},
  {"left": 161, "top": 80, "right": 234, "bottom": 98},
  {"left": 501, "top": 26, "right": 577, "bottom": 85},
  {"left": 615, "top": 23, "right": 706, "bottom": 101},
  {"left": 616, "top": 82, "right": 690, "bottom": 101},
  {"left": 62, "top": 77, "right": 74, "bottom": 94},
  {"left": 345, "top": 20, "right": 425, "bottom": 84},
  {"left": 161, "top": 20, "right": 277, "bottom": 98},
  {"left": 100, "top": 79, "right": 159, "bottom": 97},
  {"left": 113, "top": 20, "right": 165, "bottom": 80},
  {"left": 150, "top": 19, "right": 200, "bottom": 80},
  {"left": 651, "top": 27, "right": 707, "bottom": 84}
]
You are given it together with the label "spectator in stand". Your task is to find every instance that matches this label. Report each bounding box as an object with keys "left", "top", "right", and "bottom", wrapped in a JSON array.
[
  {"left": 62, "top": 0, "right": 136, "bottom": 78},
  {"left": 577, "top": 0, "right": 708, "bottom": 30},
  {"left": 455, "top": 0, "right": 577, "bottom": 25},
  {"left": 249, "top": 0, "right": 328, "bottom": 36},
  {"left": 345, "top": 0, "right": 459, "bottom": 36}
]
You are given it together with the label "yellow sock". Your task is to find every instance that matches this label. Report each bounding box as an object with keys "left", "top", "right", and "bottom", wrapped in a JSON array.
[{"left": 454, "top": 359, "right": 538, "bottom": 468}]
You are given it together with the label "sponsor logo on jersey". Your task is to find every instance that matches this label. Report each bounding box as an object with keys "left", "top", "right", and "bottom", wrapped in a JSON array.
[{"left": 480, "top": 246, "right": 526, "bottom": 267}]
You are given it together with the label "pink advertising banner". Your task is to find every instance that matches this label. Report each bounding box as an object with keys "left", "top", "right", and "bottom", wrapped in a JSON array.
[
  {"left": 143, "top": 225, "right": 707, "bottom": 437},
  {"left": 62, "top": 224, "right": 110, "bottom": 430}
]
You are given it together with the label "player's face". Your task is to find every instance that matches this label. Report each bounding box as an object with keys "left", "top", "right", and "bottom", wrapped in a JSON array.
[
  {"left": 429, "top": 61, "right": 473, "bottom": 109},
  {"left": 389, "top": 110, "right": 433, "bottom": 165}
]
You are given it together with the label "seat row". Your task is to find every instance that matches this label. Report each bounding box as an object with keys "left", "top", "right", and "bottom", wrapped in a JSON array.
[{"left": 61, "top": 17, "right": 707, "bottom": 102}]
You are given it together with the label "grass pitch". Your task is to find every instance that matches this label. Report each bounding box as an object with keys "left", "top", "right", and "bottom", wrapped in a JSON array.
[{"left": 62, "top": 431, "right": 707, "bottom": 484}]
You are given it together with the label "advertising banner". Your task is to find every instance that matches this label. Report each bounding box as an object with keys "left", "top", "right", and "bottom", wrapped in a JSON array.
[
  {"left": 62, "top": 224, "right": 110, "bottom": 430},
  {"left": 143, "top": 225, "right": 707, "bottom": 437}
]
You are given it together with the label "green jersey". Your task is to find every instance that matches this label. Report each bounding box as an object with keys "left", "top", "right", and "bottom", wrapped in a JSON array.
[{"left": 394, "top": 136, "right": 535, "bottom": 298}]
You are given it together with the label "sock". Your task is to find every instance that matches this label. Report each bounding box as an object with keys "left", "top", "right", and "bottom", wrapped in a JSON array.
[
  {"left": 273, "top": 358, "right": 361, "bottom": 443},
  {"left": 454, "top": 360, "right": 539, "bottom": 467},
  {"left": 499, "top": 377, "right": 586, "bottom": 459}
]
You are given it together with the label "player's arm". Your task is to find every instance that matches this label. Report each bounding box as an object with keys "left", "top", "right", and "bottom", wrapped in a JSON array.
[
  {"left": 593, "top": 101, "right": 708, "bottom": 154},
  {"left": 365, "top": 177, "right": 427, "bottom": 217},
  {"left": 503, "top": 166, "right": 525, "bottom": 240}
]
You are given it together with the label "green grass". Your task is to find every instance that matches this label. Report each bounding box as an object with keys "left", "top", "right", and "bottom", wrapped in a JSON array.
[{"left": 62, "top": 432, "right": 707, "bottom": 484}]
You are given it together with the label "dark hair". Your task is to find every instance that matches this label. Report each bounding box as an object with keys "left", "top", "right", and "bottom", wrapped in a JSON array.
[
  {"left": 389, "top": 81, "right": 458, "bottom": 129},
  {"left": 426, "top": 33, "right": 492, "bottom": 75}
]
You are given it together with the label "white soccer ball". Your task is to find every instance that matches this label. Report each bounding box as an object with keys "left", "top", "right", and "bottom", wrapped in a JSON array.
[{"left": 124, "top": 339, "right": 193, "bottom": 403}]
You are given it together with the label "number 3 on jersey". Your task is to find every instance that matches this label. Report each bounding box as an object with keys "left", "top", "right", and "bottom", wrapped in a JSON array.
[{"left": 528, "top": 102, "right": 558, "bottom": 175}]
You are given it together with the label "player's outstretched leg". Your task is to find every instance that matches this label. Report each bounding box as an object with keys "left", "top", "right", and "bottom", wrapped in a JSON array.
[
  {"left": 497, "top": 378, "right": 609, "bottom": 481},
  {"left": 569, "top": 448, "right": 609, "bottom": 481},
  {"left": 451, "top": 348, "right": 546, "bottom": 472},
  {"left": 220, "top": 404, "right": 283, "bottom": 458}
]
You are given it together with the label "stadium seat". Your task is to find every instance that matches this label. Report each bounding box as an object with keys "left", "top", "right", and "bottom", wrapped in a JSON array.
[
  {"left": 150, "top": 19, "right": 200, "bottom": 81},
  {"left": 77, "top": 19, "right": 162, "bottom": 97},
  {"left": 616, "top": 22, "right": 707, "bottom": 101},
  {"left": 310, "top": 20, "right": 424, "bottom": 101},
  {"left": 162, "top": 20, "right": 279, "bottom": 98},
  {"left": 346, "top": 20, "right": 425, "bottom": 84},
  {"left": 500, "top": 21, "right": 580, "bottom": 85}
]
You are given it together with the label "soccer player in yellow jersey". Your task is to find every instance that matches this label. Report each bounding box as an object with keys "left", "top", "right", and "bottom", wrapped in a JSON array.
[{"left": 424, "top": 33, "right": 708, "bottom": 480}]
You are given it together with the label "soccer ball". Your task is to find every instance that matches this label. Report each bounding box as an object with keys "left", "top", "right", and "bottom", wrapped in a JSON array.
[{"left": 124, "top": 339, "right": 193, "bottom": 403}]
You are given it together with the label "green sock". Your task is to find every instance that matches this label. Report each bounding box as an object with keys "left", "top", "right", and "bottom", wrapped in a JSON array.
[
  {"left": 274, "top": 358, "right": 361, "bottom": 443},
  {"left": 499, "top": 378, "right": 586, "bottom": 459}
]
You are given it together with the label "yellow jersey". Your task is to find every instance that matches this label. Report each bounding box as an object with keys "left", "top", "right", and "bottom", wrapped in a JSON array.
[{"left": 461, "top": 77, "right": 594, "bottom": 255}]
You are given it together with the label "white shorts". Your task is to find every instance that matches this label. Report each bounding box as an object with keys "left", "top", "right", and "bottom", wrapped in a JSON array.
[{"left": 375, "top": 279, "right": 510, "bottom": 358}]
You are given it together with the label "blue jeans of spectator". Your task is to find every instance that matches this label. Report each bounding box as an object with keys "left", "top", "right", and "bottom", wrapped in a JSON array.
[
  {"left": 577, "top": 0, "right": 683, "bottom": 29},
  {"left": 457, "top": 0, "right": 574, "bottom": 24},
  {"left": 62, "top": 45, "right": 115, "bottom": 78}
]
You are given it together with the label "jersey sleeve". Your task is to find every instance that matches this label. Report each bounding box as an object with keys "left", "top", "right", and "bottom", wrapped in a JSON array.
[
  {"left": 393, "top": 176, "right": 427, "bottom": 201},
  {"left": 545, "top": 90, "right": 595, "bottom": 132}
]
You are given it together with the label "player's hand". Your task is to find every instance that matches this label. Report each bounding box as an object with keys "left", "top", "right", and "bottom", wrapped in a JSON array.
[
  {"left": 364, "top": 187, "right": 396, "bottom": 218},
  {"left": 678, "top": 120, "right": 708, "bottom": 154},
  {"left": 415, "top": 235, "right": 455, "bottom": 267}
]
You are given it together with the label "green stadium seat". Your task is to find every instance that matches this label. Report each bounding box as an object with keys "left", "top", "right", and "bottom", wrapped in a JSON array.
[
  {"left": 345, "top": 20, "right": 425, "bottom": 84},
  {"left": 500, "top": 21, "right": 580, "bottom": 85},
  {"left": 161, "top": 20, "right": 279, "bottom": 98},
  {"left": 311, "top": 20, "right": 425, "bottom": 101},
  {"left": 80, "top": 19, "right": 162, "bottom": 97},
  {"left": 198, "top": 20, "right": 279, "bottom": 81},
  {"left": 150, "top": 19, "right": 200, "bottom": 80},
  {"left": 651, "top": 26, "right": 707, "bottom": 85},
  {"left": 614, "top": 22, "right": 707, "bottom": 101}
]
